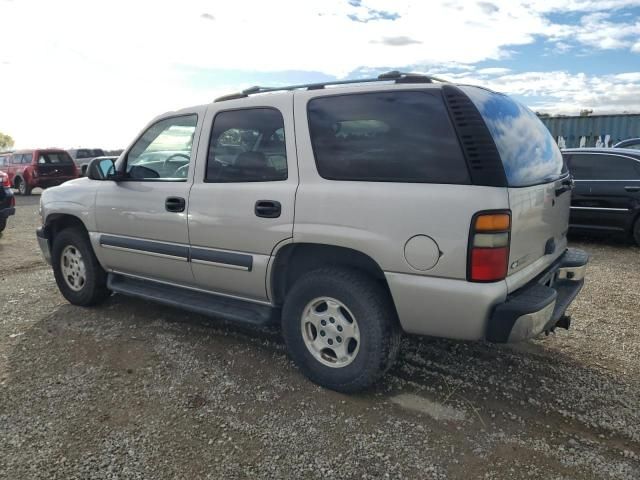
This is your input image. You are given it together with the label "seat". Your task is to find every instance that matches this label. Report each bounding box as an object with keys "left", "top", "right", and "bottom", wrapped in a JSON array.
[{"left": 235, "top": 151, "right": 269, "bottom": 169}]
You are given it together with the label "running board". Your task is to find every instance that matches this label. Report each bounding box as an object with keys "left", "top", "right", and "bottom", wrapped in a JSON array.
[{"left": 107, "top": 273, "right": 278, "bottom": 326}]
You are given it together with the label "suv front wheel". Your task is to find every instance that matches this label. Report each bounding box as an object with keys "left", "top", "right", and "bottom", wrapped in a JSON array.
[
  {"left": 15, "top": 177, "right": 32, "bottom": 196},
  {"left": 282, "top": 267, "right": 401, "bottom": 392},
  {"left": 52, "top": 227, "right": 110, "bottom": 306}
]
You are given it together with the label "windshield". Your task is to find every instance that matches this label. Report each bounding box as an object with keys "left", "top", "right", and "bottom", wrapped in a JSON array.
[{"left": 460, "top": 86, "right": 564, "bottom": 187}]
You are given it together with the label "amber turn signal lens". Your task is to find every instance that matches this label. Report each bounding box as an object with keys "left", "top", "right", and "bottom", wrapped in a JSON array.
[{"left": 475, "top": 214, "right": 510, "bottom": 232}]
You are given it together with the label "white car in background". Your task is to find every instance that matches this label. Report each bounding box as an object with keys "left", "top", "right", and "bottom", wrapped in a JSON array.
[{"left": 67, "top": 148, "right": 106, "bottom": 176}]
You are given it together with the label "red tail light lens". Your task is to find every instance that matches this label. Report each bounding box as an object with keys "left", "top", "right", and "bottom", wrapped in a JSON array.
[
  {"left": 468, "top": 211, "right": 511, "bottom": 282},
  {"left": 470, "top": 247, "right": 509, "bottom": 281},
  {"left": 1, "top": 175, "right": 10, "bottom": 188}
]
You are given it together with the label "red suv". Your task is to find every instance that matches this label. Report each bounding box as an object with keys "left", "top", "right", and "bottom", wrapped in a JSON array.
[{"left": 0, "top": 149, "right": 78, "bottom": 195}]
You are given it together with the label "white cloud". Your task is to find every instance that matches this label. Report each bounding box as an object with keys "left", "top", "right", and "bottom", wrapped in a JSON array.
[
  {"left": 448, "top": 69, "right": 640, "bottom": 114},
  {"left": 0, "top": 0, "right": 639, "bottom": 147},
  {"left": 476, "top": 67, "right": 512, "bottom": 75}
]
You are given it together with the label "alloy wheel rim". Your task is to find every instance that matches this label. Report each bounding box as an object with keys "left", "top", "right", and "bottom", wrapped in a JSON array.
[
  {"left": 60, "top": 245, "right": 87, "bottom": 292},
  {"left": 300, "top": 296, "right": 360, "bottom": 368}
]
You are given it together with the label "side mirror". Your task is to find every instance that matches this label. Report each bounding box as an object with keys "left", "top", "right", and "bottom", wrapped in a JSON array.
[{"left": 87, "top": 157, "right": 117, "bottom": 181}]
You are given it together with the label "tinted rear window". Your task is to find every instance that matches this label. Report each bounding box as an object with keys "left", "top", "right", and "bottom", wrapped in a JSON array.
[
  {"left": 307, "top": 91, "right": 469, "bottom": 183},
  {"left": 76, "top": 149, "right": 93, "bottom": 158},
  {"left": 460, "top": 86, "right": 564, "bottom": 187},
  {"left": 38, "top": 152, "right": 73, "bottom": 164}
]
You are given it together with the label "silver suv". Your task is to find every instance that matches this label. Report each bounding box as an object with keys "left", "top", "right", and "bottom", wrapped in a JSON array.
[{"left": 37, "top": 72, "right": 588, "bottom": 392}]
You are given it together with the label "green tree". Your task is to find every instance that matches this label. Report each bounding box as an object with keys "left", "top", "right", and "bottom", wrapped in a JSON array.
[{"left": 0, "top": 132, "right": 14, "bottom": 150}]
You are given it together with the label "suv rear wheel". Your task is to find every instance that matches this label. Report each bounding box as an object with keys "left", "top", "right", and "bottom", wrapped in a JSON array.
[
  {"left": 281, "top": 267, "right": 400, "bottom": 392},
  {"left": 0, "top": 218, "right": 6, "bottom": 233},
  {"left": 52, "top": 227, "right": 110, "bottom": 306}
]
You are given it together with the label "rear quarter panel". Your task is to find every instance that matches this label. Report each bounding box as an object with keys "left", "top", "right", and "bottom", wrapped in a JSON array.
[{"left": 293, "top": 86, "right": 510, "bottom": 280}]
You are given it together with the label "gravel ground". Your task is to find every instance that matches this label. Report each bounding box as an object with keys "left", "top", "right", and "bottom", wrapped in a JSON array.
[{"left": 1, "top": 194, "right": 639, "bottom": 479}]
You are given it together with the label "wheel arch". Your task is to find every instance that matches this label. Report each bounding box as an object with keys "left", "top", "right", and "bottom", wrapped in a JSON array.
[
  {"left": 12, "top": 174, "right": 24, "bottom": 188},
  {"left": 45, "top": 213, "right": 89, "bottom": 246},
  {"left": 269, "top": 242, "right": 394, "bottom": 307}
]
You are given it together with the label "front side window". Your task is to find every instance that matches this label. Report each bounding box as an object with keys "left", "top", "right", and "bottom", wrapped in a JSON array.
[
  {"left": 569, "top": 154, "right": 640, "bottom": 180},
  {"left": 307, "top": 91, "right": 469, "bottom": 183},
  {"left": 206, "top": 108, "right": 288, "bottom": 182},
  {"left": 125, "top": 115, "right": 197, "bottom": 181}
]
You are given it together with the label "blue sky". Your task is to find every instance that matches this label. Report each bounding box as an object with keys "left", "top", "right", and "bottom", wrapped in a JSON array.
[{"left": 1, "top": 0, "right": 639, "bottom": 148}]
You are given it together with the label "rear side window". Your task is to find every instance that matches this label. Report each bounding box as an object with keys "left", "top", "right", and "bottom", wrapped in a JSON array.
[
  {"left": 568, "top": 154, "right": 640, "bottom": 180},
  {"left": 38, "top": 152, "right": 74, "bottom": 164},
  {"left": 307, "top": 91, "right": 469, "bottom": 183},
  {"left": 206, "top": 108, "right": 288, "bottom": 182},
  {"left": 460, "top": 86, "right": 564, "bottom": 187},
  {"left": 0, "top": 156, "right": 6, "bottom": 166}
]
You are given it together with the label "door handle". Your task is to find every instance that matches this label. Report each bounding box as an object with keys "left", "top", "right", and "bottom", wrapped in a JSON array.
[
  {"left": 624, "top": 186, "right": 640, "bottom": 192},
  {"left": 255, "top": 200, "right": 281, "bottom": 218},
  {"left": 165, "top": 196, "right": 186, "bottom": 213}
]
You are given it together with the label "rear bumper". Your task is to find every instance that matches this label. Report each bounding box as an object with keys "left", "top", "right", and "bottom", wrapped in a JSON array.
[
  {"left": 29, "top": 177, "right": 76, "bottom": 188},
  {"left": 36, "top": 226, "right": 51, "bottom": 264},
  {"left": 0, "top": 207, "right": 15, "bottom": 219},
  {"left": 486, "top": 248, "right": 589, "bottom": 342}
]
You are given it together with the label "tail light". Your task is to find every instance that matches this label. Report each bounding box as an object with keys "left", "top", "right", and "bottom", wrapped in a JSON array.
[
  {"left": 1, "top": 175, "right": 10, "bottom": 188},
  {"left": 468, "top": 211, "right": 511, "bottom": 282}
]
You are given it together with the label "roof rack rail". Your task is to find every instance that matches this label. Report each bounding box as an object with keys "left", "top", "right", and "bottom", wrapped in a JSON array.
[{"left": 214, "top": 71, "right": 448, "bottom": 102}]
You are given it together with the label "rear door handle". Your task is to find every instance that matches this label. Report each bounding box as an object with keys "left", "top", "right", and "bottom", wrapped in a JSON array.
[
  {"left": 624, "top": 186, "right": 640, "bottom": 192},
  {"left": 165, "top": 196, "right": 186, "bottom": 213},
  {"left": 255, "top": 200, "right": 281, "bottom": 218}
]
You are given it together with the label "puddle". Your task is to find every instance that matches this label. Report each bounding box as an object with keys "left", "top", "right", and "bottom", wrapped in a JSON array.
[{"left": 390, "top": 393, "right": 467, "bottom": 422}]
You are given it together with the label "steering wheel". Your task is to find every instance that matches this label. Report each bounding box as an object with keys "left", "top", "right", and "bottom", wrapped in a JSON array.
[
  {"left": 162, "top": 153, "right": 190, "bottom": 174},
  {"left": 174, "top": 163, "right": 189, "bottom": 179}
]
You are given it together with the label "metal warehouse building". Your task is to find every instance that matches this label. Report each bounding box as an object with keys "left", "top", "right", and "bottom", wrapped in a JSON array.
[{"left": 539, "top": 114, "right": 640, "bottom": 148}]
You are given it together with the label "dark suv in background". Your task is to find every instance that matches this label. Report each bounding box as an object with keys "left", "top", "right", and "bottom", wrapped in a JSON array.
[
  {"left": 0, "top": 149, "right": 78, "bottom": 195},
  {"left": 563, "top": 148, "right": 640, "bottom": 245}
]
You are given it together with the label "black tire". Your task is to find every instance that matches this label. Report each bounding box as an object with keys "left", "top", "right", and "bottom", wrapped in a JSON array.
[
  {"left": 52, "top": 227, "right": 110, "bottom": 306},
  {"left": 0, "top": 217, "right": 6, "bottom": 233},
  {"left": 281, "top": 267, "right": 401, "bottom": 393},
  {"left": 16, "top": 178, "right": 31, "bottom": 196},
  {"left": 633, "top": 217, "right": 640, "bottom": 247}
]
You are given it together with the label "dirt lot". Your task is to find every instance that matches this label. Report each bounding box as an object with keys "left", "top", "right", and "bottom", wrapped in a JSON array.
[{"left": 1, "top": 193, "right": 639, "bottom": 479}]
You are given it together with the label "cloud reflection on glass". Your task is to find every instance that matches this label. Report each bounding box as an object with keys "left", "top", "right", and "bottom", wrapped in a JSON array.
[{"left": 461, "top": 86, "right": 564, "bottom": 187}]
